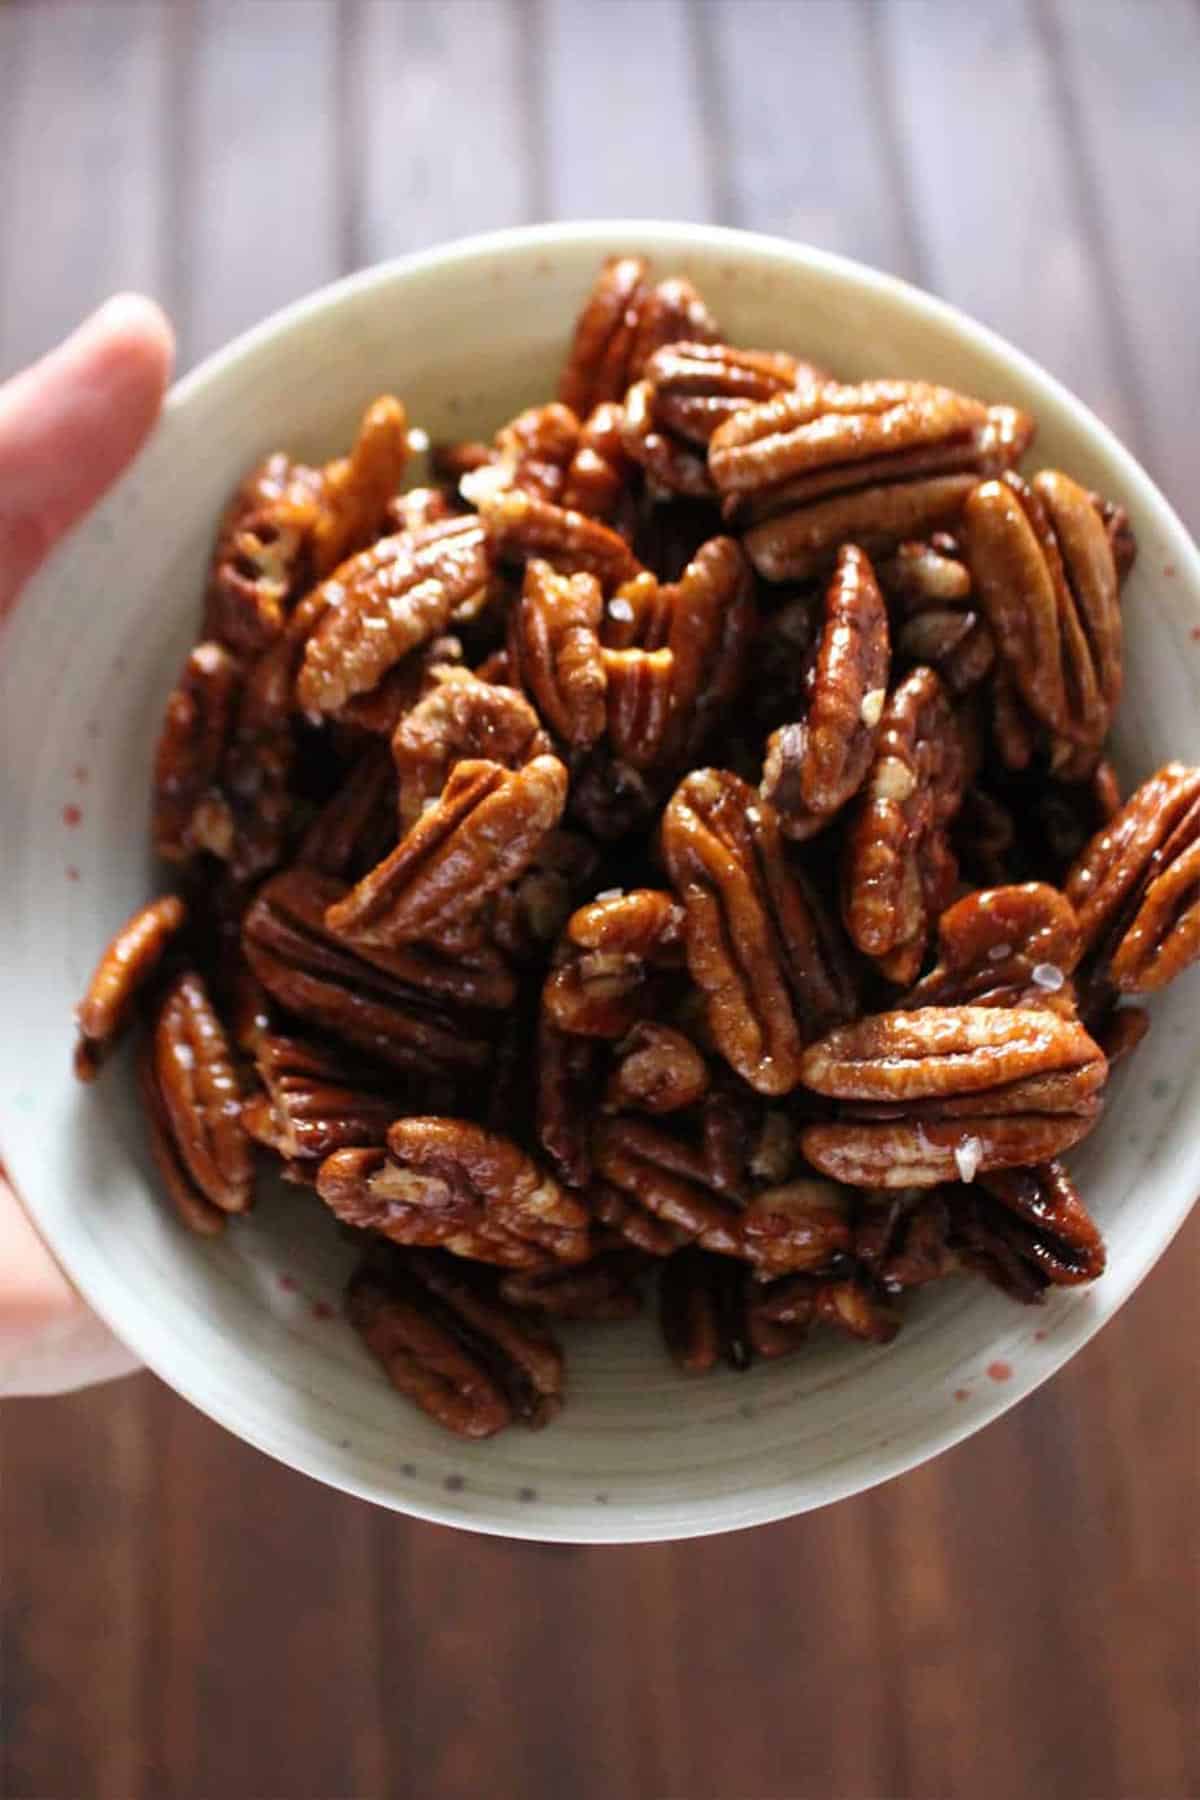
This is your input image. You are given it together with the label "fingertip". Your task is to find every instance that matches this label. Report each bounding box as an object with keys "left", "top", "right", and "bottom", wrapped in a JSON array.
[{"left": 84, "top": 291, "right": 176, "bottom": 413}]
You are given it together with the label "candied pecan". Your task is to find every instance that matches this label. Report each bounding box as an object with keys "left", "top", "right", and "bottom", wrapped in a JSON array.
[
  {"left": 605, "top": 1022, "right": 710, "bottom": 1114},
  {"left": 153, "top": 642, "right": 242, "bottom": 863},
  {"left": 622, "top": 342, "right": 810, "bottom": 499},
  {"left": 1089, "top": 491, "right": 1137, "bottom": 584},
  {"left": 543, "top": 889, "right": 684, "bottom": 1039},
  {"left": 488, "top": 827, "right": 600, "bottom": 964},
  {"left": 296, "top": 518, "right": 489, "bottom": 714},
  {"left": 325, "top": 755, "right": 567, "bottom": 949},
  {"left": 592, "top": 1117, "right": 745, "bottom": 1257},
  {"left": 663, "top": 770, "right": 856, "bottom": 1092},
  {"left": 297, "top": 743, "right": 397, "bottom": 879},
  {"left": 885, "top": 539, "right": 994, "bottom": 695},
  {"left": 963, "top": 470, "right": 1122, "bottom": 750},
  {"left": 752, "top": 1270, "right": 900, "bottom": 1344},
  {"left": 74, "top": 895, "right": 187, "bottom": 1080},
  {"left": 974, "top": 1162, "right": 1105, "bottom": 1284},
  {"left": 384, "top": 485, "right": 458, "bottom": 536},
  {"left": 456, "top": 403, "right": 582, "bottom": 509},
  {"left": 660, "top": 537, "right": 756, "bottom": 764},
  {"left": 146, "top": 972, "right": 254, "bottom": 1217},
  {"left": 204, "top": 453, "right": 321, "bottom": 654},
  {"left": 1089, "top": 1003, "right": 1150, "bottom": 1070},
  {"left": 842, "top": 665, "right": 968, "bottom": 985},
  {"left": 499, "top": 1251, "right": 646, "bottom": 1320},
  {"left": 903, "top": 883, "right": 1082, "bottom": 1011},
  {"left": 319, "top": 1118, "right": 590, "bottom": 1269},
  {"left": 602, "top": 645, "right": 676, "bottom": 768},
  {"left": 558, "top": 257, "right": 718, "bottom": 417},
  {"left": 137, "top": 1034, "right": 227, "bottom": 1236},
  {"left": 347, "top": 1248, "right": 563, "bottom": 1437},
  {"left": 331, "top": 635, "right": 464, "bottom": 737},
  {"left": 478, "top": 488, "right": 641, "bottom": 591},
  {"left": 878, "top": 535, "right": 971, "bottom": 607},
  {"left": 761, "top": 544, "right": 890, "bottom": 837},
  {"left": 561, "top": 403, "right": 634, "bottom": 521},
  {"left": 311, "top": 395, "right": 410, "bottom": 577},
  {"left": 799, "top": 1005, "right": 1107, "bottom": 1186},
  {"left": 536, "top": 1017, "right": 599, "bottom": 1188},
  {"left": 507, "top": 559, "right": 607, "bottom": 749},
  {"left": 854, "top": 1188, "right": 960, "bottom": 1292},
  {"left": 391, "top": 663, "right": 550, "bottom": 827},
  {"left": 1065, "top": 763, "right": 1200, "bottom": 992},
  {"left": 744, "top": 473, "right": 982, "bottom": 587},
  {"left": 242, "top": 867, "right": 503, "bottom": 1073},
  {"left": 246, "top": 1029, "right": 403, "bottom": 1161},
  {"left": 738, "top": 1177, "right": 855, "bottom": 1279},
  {"left": 660, "top": 1249, "right": 754, "bottom": 1371}
]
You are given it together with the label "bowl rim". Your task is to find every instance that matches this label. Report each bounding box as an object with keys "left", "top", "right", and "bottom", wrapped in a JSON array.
[{"left": 11, "top": 218, "right": 1200, "bottom": 1542}]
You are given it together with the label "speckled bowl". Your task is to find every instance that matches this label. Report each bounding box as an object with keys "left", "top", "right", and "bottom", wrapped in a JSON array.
[{"left": 2, "top": 222, "right": 1197, "bottom": 1542}]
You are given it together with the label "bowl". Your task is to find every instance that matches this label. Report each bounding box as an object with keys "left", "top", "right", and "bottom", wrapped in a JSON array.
[{"left": 2, "top": 221, "right": 1198, "bottom": 1543}]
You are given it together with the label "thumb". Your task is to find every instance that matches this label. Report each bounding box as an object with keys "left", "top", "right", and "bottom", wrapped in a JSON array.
[{"left": 0, "top": 293, "right": 174, "bottom": 618}]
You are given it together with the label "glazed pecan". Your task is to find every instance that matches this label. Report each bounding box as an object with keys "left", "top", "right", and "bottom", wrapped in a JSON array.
[
  {"left": 242, "top": 867, "right": 503, "bottom": 1072},
  {"left": 604, "top": 1021, "right": 710, "bottom": 1114},
  {"left": 760, "top": 544, "right": 890, "bottom": 837},
  {"left": 384, "top": 484, "right": 458, "bottom": 537},
  {"left": 561, "top": 403, "right": 635, "bottom": 521},
  {"left": 319, "top": 1118, "right": 590, "bottom": 1269},
  {"left": 145, "top": 972, "right": 254, "bottom": 1218},
  {"left": 1089, "top": 1002, "right": 1150, "bottom": 1071},
  {"left": 711, "top": 380, "right": 1033, "bottom": 583},
  {"left": 347, "top": 1248, "right": 564, "bottom": 1437},
  {"left": 456, "top": 402, "right": 581, "bottom": 509},
  {"left": 737, "top": 1176, "right": 855, "bottom": 1278},
  {"left": 903, "top": 883, "right": 1082, "bottom": 1011},
  {"left": 622, "top": 341, "right": 808, "bottom": 497},
  {"left": 949, "top": 1161, "right": 1106, "bottom": 1299},
  {"left": 962, "top": 470, "right": 1122, "bottom": 750},
  {"left": 391, "top": 663, "right": 550, "bottom": 827},
  {"left": 799, "top": 1005, "right": 1107, "bottom": 1186},
  {"left": 663, "top": 770, "right": 856, "bottom": 1092},
  {"left": 296, "top": 518, "right": 489, "bottom": 714},
  {"left": 310, "top": 395, "right": 410, "bottom": 576},
  {"left": 558, "top": 256, "right": 718, "bottom": 417},
  {"left": 297, "top": 743, "right": 397, "bottom": 879},
  {"left": 137, "top": 1034, "right": 226, "bottom": 1236},
  {"left": 331, "top": 635, "right": 464, "bottom": 738},
  {"left": 543, "top": 889, "right": 685, "bottom": 1039},
  {"left": 153, "top": 642, "right": 243, "bottom": 863},
  {"left": 488, "top": 826, "right": 600, "bottom": 965},
  {"left": 536, "top": 1016, "right": 599, "bottom": 1189},
  {"left": 842, "top": 665, "right": 968, "bottom": 984},
  {"left": 752, "top": 1270, "right": 900, "bottom": 1344},
  {"left": 478, "top": 488, "right": 641, "bottom": 591},
  {"left": 602, "top": 645, "right": 676, "bottom": 768},
  {"left": 1065, "top": 763, "right": 1200, "bottom": 991},
  {"left": 508, "top": 560, "right": 607, "bottom": 749},
  {"left": 881, "top": 536, "right": 995, "bottom": 694},
  {"left": 204, "top": 453, "right": 321, "bottom": 654},
  {"left": 324, "top": 755, "right": 567, "bottom": 949},
  {"left": 854, "top": 1188, "right": 960, "bottom": 1292},
  {"left": 659, "top": 1249, "right": 754, "bottom": 1370},
  {"left": 75, "top": 895, "right": 187, "bottom": 1080},
  {"left": 498, "top": 1250, "right": 646, "bottom": 1320},
  {"left": 245, "top": 1029, "right": 403, "bottom": 1161},
  {"left": 592, "top": 1117, "right": 745, "bottom": 1257}
]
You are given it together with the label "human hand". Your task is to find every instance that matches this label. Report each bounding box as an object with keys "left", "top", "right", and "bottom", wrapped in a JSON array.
[{"left": 1, "top": 296, "right": 174, "bottom": 1395}]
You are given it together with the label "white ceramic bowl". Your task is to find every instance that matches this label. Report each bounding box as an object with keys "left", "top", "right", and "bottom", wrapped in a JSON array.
[{"left": 3, "top": 223, "right": 1198, "bottom": 1542}]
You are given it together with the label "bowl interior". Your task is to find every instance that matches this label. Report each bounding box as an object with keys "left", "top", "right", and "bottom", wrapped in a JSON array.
[{"left": 2, "top": 223, "right": 1198, "bottom": 1542}]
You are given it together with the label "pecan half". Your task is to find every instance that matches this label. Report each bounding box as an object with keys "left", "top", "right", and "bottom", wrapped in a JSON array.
[
  {"left": 242, "top": 867, "right": 502, "bottom": 1072},
  {"left": 391, "top": 663, "right": 550, "bottom": 827},
  {"left": 75, "top": 895, "right": 187, "bottom": 1080},
  {"left": 297, "top": 743, "right": 397, "bottom": 879},
  {"left": 752, "top": 1270, "right": 900, "bottom": 1344},
  {"left": 319, "top": 1118, "right": 590, "bottom": 1269},
  {"left": 311, "top": 395, "right": 410, "bottom": 577},
  {"left": 507, "top": 559, "right": 607, "bottom": 749},
  {"left": 203, "top": 453, "right": 321, "bottom": 654},
  {"left": 479, "top": 488, "right": 641, "bottom": 591},
  {"left": 324, "top": 755, "right": 567, "bottom": 949},
  {"left": 738, "top": 1176, "right": 855, "bottom": 1279},
  {"left": 456, "top": 402, "right": 581, "bottom": 509},
  {"left": 536, "top": 1017, "right": 599, "bottom": 1189},
  {"left": 842, "top": 665, "right": 968, "bottom": 984},
  {"left": 561, "top": 402, "right": 635, "bottom": 521},
  {"left": 347, "top": 1248, "right": 564, "bottom": 1437},
  {"left": 799, "top": 1005, "right": 1106, "bottom": 1186},
  {"left": 499, "top": 1251, "right": 646, "bottom": 1320},
  {"left": 663, "top": 770, "right": 856, "bottom": 1092},
  {"left": 760, "top": 544, "right": 890, "bottom": 836},
  {"left": 246, "top": 1029, "right": 404, "bottom": 1161},
  {"left": 948, "top": 1161, "right": 1106, "bottom": 1300},
  {"left": 153, "top": 642, "right": 242, "bottom": 864},
  {"left": 962, "top": 470, "right": 1122, "bottom": 750},
  {"left": 592, "top": 1117, "right": 745, "bottom": 1257},
  {"left": 1065, "top": 763, "right": 1200, "bottom": 991},
  {"left": 622, "top": 341, "right": 808, "bottom": 497},
  {"left": 558, "top": 256, "right": 718, "bottom": 417},
  {"left": 145, "top": 972, "right": 253, "bottom": 1217},
  {"left": 903, "top": 883, "right": 1082, "bottom": 1011},
  {"left": 601, "top": 645, "right": 676, "bottom": 768},
  {"left": 604, "top": 1022, "right": 710, "bottom": 1114},
  {"left": 543, "top": 889, "right": 685, "bottom": 1038},
  {"left": 881, "top": 536, "right": 995, "bottom": 694},
  {"left": 660, "top": 1249, "right": 754, "bottom": 1371},
  {"left": 855, "top": 1188, "right": 961, "bottom": 1292},
  {"left": 296, "top": 519, "right": 489, "bottom": 714}
]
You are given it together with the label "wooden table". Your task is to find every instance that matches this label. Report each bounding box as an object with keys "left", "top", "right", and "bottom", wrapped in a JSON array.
[{"left": 2, "top": 4, "right": 1196, "bottom": 1796}]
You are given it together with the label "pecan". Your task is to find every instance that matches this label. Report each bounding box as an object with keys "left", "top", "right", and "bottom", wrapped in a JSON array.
[
  {"left": 1089, "top": 1002, "right": 1150, "bottom": 1070},
  {"left": 391, "top": 663, "right": 551, "bottom": 827},
  {"left": 242, "top": 867, "right": 503, "bottom": 1073},
  {"left": 1089, "top": 491, "right": 1137, "bottom": 585},
  {"left": 331, "top": 635, "right": 464, "bottom": 737},
  {"left": 295, "top": 518, "right": 489, "bottom": 714},
  {"left": 499, "top": 1251, "right": 646, "bottom": 1320},
  {"left": 962, "top": 470, "right": 1122, "bottom": 750},
  {"left": 738, "top": 1176, "right": 855, "bottom": 1279},
  {"left": 479, "top": 488, "right": 641, "bottom": 591},
  {"left": 153, "top": 642, "right": 242, "bottom": 863},
  {"left": 324, "top": 755, "right": 567, "bottom": 949},
  {"left": 296, "top": 743, "right": 397, "bottom": 879},
  {"left": 245, "top": 1029, "right": 403, "bottom": 1161},
  {"left": 659, "top": 537, "right": 755, "bottom": 765},
  {"left": 601, "top": 645, "right": 676, "bottom": 768},
  {"left": 145, "top": 972, "right": 254, "bottom": 1218},
  {"left": 561, "top": 403, "right": 635, "bottom": 521},
  {"left": 347, "top": 1248, "right": 563, "bottom": 1437},
  {"left": 456, "top": 403, "right": 581, "bottom": 509},
  {"left": 1065, "top": 763, "right": 1200, "bottom": 991},
  {"left": 384, "top": 485, "right": 458, "bottom": 536},
  {"left": 558, "top": 256, "right": 718, "bottom": 418},
  {"left": 904, "top": 883, "right": 1082, "bottom": 1011},
  {"left": 203, "top": 453, "right": 321, "bottom": 654},
  {"left": 842, "top": 665, "right": 968, "bottom": 985},
  {"left": 742, "top": 473, "right": 982, "bottom": 587},
  {"left": 761, "top": 544, "right": 890, "bottom": 837},
  {"left": 137, "top": 1035, "right": 226, "bottom": 1236},
  {"left": 662, "top": 769, "right": 856, "bottom": 1092},
  {"left": 882, "top": 538, "right": 994, "bottom": 694},
  {"left": 543, "top": 889, "right": 685, "bottom": 1039},
  {"left": 592, "top": 1117, "right": 745, "bottom": 1257},
  {"left": 799, "top": 1005, "right": 1107, "bottom": 1186},
  {"left": 854, "top": 1189, "right": 960, "bottom": 1292},
  {"left": 74, "top": 895, "right": 187, "bottom": 1080},
  {"left": 507, "top": 559, "right": 607, "bottom": 749},
  {"left": 660, "top": 1249, "right": 754, "bottom": 1371},
  {"left": 311, "top": 395, "right": 410, "bottom": 577},
  {"left": 605, "top": 1021, "right": 710, "bottom": 1115},
  {"left": 319, "top": 1118, "right": 590, "bottom": 1269},
  {"left": 949, "top": 1162, "right": 1106, "bottom": 1300},
  {"left": 622, "top": 341, "right": 807, "bottom": 498},
  {"left": 536, "top": 1017, "right": 599, "bottom": 1188},
  {"left": 752, "top": 1271, "right": 900, "bottom": 1344}
]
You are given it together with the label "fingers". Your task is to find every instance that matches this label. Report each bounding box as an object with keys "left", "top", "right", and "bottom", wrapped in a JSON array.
[
  {"left": 0, "top": 1173, "right": 141, "bottom": 1395},
  {"left": 0, "top": 293, "right": 175, "bottom": 618}
]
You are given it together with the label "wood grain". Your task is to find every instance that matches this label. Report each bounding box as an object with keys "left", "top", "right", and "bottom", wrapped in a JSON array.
[{"left": 1, "top": 2, "right": 1196, "bottom": 1796}]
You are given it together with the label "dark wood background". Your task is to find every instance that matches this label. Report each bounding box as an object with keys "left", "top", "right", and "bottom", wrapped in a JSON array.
[{"left": 2, "top": 3, "right": 1197, "bottom": 1796}]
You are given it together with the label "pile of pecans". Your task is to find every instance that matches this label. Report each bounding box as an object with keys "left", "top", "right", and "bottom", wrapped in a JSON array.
[{"left": 75, "top": 255, "right": 1200, "bottom": 1439}]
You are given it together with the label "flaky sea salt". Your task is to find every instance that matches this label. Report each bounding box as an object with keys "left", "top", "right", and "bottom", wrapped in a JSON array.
[
  {"left": 987, "top": 943, "right": 1013, "bottom": 962},
  {"left": 406, "top": 426, "right": 430, "bottom": 454},
  {"left": 860, "top": 688, "right": 886, "bottom": 728},
  {"left": 594, "top": 887, "right": 625, "bottom": 902},
  {"left": 1032, "top": 962, "right": 1065, "bottom": 992},
  {"left": 607, "top": 597, "right": 634, "bottom": 622},
  {"left": 954, "top": 1135, "right": 983, "bottom": 1183}
]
